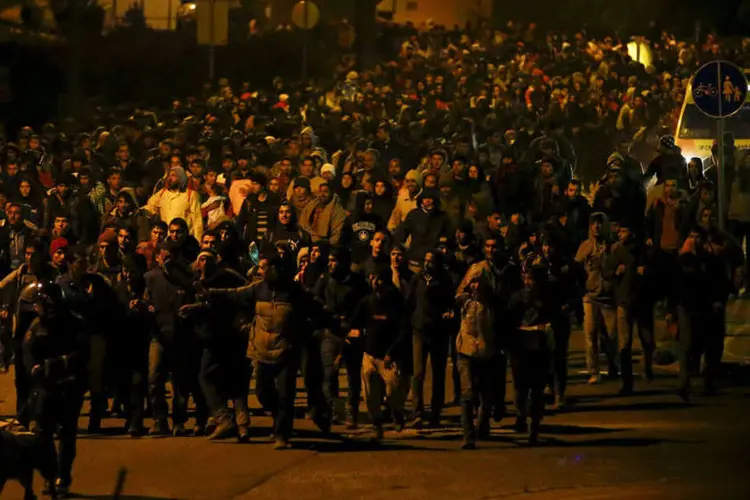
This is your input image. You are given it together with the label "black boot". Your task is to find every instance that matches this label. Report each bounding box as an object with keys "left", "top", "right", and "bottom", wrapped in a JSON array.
[
  {"left": 528, "top": 418, "right": 541, "bottom": 446},
  {"left": 460, "top": 401, "right": 476, "bottom": 449}
]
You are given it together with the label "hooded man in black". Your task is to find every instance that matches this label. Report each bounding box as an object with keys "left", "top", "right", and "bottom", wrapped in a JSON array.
[
  {"left": 394, "top": 188, "right": 452, "bottom": 272},
  {"left": 266, "top": 202, "right": 311, "bottom": 261},
  {"left": 406, "top": 249, "right": 456, "bottom": 427},
  {"left": 345, "top": 192, "right": 387, "bottom": 266},
  {"left": 313, "top": 246, "right": 370, "bottom": 428}
]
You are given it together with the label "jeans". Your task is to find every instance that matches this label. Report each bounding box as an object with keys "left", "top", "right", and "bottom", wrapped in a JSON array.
[
  {"left": 199, "top": 340, "right": 251, "bottom": 427},
  {"left": 254, "top": 351, "right": 300, "bottom": 440},
  {"left": 301, "top": 335, "right": 328, "bottom": 420},
  {"left": 87, "top": 334, "right": 108, "bottom": 422},
  {"left": 321, "top": 335, "right": 362, "bottom": 415},
  {"left": 362, "top": 353, "right": 409, "bottom": 424},
  {"left": 510, "top": 346, "right": 551, "bottom": 425},
  {"left": 583, "top": 300, "right": 617, "bottom": 375},
  {"left": 411, "top": 329, "right": 448, "bottom": 419},
  {"left": 457, "top": 354, "right": 494, "bottom": 440},
  {"left": 148, "top": 337, "right": 189, "bottom": 425}
]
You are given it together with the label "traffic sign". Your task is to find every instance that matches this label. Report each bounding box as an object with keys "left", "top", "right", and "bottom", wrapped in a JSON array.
[
  {"left": 292, "top": 1, "right": 319, "bottom": 30},
  {"left": 691, "top": 60, "right": 748, "bottom": 118}
]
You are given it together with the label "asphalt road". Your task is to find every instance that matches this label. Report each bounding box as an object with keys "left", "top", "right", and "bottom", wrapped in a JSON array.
[{"left": 1, "top": 320, "right": 749, "bottom": 500}]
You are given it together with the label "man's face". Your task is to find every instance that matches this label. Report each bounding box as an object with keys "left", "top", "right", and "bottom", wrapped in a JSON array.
[
  {"left": 79, "top": 175, "right": 91, "bottom": 189},
  {"left": 51, "top": 248, "right": 66, "bottom": 267},
  {"left": 484, "top": 239, "right": 499, "bottom": 260},
  {"left": 222, "top": 159, "right": 234, "bottom": 172},
  {"left": 488, "top": 213, "right": 502, "bottom": 231},
  {"left": 687, "top": 230, "right": 702, "bottom": 248},
  {"left": 452, "top": 160, "right": 465, "bottom": 177},
  {"left": 293, "top": 185, "right": 308, "bottom": 199},
  {"left": 430, "top": 154, "right": 443, "bottom": 169},
  {"left": 390, "top": 249, "right": 403, "bottom": 267},
  {"left": 376, "top": 128, "right": 388, "bottom": 142},
  {"left": 278, "top": 205, "right": 293, "bottom": 225},
  {"left": 29, "top": 137, "right": 40, "bottom": 150},
  {"left": 117, "top": 145, "right": 129, "bottom": 161},
  {"left": 700, "top": 208, "right": 714, "bottom": 228},
  {"left": 117, "top": 196, "right": 133, "bottom": 215},
  {"left": 201, "top": 234, "right": 217, "bottom": 250},
  {"left": 98, "top": 241, "right": 111, "bottom": 258},
  {"left": 279, "top": 160, "right": 292, "bottom": 175},
  {"left": 319, "top": 185, "right": 332, "bottom": 204},
  {"left": 388, "top": 159, "right": 401, "bottom": 177},
  {"left": 168, "top": 171, "right": 181, "bottom": 190},
  {"left": 53, "top": 217, "right": 69, "bottom": 234},
  {"left": 566, "top": 183, "right": 579, "bottom": 199},
  {"left": 541, "top": 162, "right": 554, "bottom": 178},
  {"left": 160, "top": 143, "right": 171, "bottom": 157},
  {"left": 249, "top": 180, "right": 263, "bottom": 195},
  {"left": 238, "top": 158, "right": 249, "bottom": 170},
  {"left": 196, "top": 254, "right": 216, "bottom": 276},
  {"left": 300, "top": 160, "right": 314, "bottom": 177},
  {"left": 168, "top": 224, "right": 185, "bottom": 241},
  {"left": 421, "top": 197, "right": 435, "bottom": 212},
  {"left": 327, "top": 255, "right": 339, "bottom": 274},
  {"left": 423, "top": 251, "right": 436, "bottom": 273},
  {"left": 406, "top": 179, "right": 418, "bottom": 195},
  {"left": 591, "top": 219, "right": 603, "bottom": 237},
  {"left": 363, "top": 153, "right": 376, "bottom": 171},
  {"left": 205, "top": 171, "right": 217, "bottom": 186},
  {"left": 310, "top": 246, "right": 322, "bottom": 263},
  {"left": 371, "top": 232, "right": 386, "bottom": 253},
  {"left": 151, "top": 226, "right": 165, "bottom": 244},
  {"left": 618, "top": 226, "right": 631, "bottom": 242},
  {"left": 6, "top": 163, "right": 18, "bottom": 177},
  {"left": 700, "top": 188, "right": 713, "bottom": 203},
  {"left": 19, "top": 181, "right": 31, "bottom": 197},
  {"left": 56, "top": 183, "right": 70, "bottom": 198},
  {"left": 117, "top": 229, "right": 132, "bottom": 250},
  {"left": 108, "top": 173, "right": 122, "bottom": 191},
  {"left": 269, "top": 178, "right": 281, "bottom": 193}
]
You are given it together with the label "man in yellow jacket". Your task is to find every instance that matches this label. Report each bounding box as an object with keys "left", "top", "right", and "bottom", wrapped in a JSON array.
[{"left": 143, "top": 166, "right": 203, "bottom": 241}]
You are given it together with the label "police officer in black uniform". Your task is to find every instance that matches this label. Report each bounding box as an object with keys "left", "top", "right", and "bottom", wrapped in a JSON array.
[{"left": 24, "top": 281, "right": 87, "bottom": 496}]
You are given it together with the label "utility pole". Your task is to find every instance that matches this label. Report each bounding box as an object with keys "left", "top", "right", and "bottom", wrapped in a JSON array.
[{"left": 67, "top": 0, "right": 83, "bottom": 122}]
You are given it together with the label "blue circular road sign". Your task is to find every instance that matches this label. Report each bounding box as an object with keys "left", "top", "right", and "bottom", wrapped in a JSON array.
[{"left": 691, "top": 61, "right": 748, "bottom": 118}]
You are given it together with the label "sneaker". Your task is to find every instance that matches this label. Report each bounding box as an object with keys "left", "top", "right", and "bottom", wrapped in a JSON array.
[
  {"left": 193, "top": 425, "right": 206, "bottom": 437},
  {"left": 207, "top": 420, "right": 235, "bottom": 440},
  {"left": 55, "top": 476, "right": 71, "bottom": 496},
  {"left": 588, "top": 374, "right": 601, "bottom": 385},
  {"left": 312, "top": 414, "right": 332, "bottom": 434},
  {"left": 127, "top": 424, "right": 144, "bottom": 438},
  {"left": 172, "top": 423, "right": 187, "bottom": 437},
  {"left": 513, "top": 417, "right": 528, "bottom": 434},
  {"left": 149, "top": 420, "right": 170, "bottom": 436},
  {"left": 273, "top": 437, "right": 291, "bottom": 450},
  {"left": 370, "top": 424, "right": 384, "bottom": 443},
  {"left": 393, "top": 411, "right": 406, "bottom": 433},
  {"left": 461, "top": 438, "right": 476, "bottom": 450},
  {"left": 411, "top": 416, "right": 424, "bottom": 430},
  {"left": 237, "top": 425, "right": 250, "bottom": 443}
]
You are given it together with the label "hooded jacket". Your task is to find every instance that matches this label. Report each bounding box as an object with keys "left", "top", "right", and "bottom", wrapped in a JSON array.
[
  {"left": 394, "top": 194, "right": 452, "bottom": 265},
  {"left": 299, "top": 193, "right": 347, "bottom": 245},
  {"left": 387, "top": 169, "right": 422, "bottom": 231},
  {"left": 144, "top": 166, "right": 204, "bottom": 240}
]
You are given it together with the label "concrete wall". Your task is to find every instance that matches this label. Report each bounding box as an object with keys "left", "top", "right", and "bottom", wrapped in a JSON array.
[{"left": 378, "top": 0, "right": 492, "bottom": 27}]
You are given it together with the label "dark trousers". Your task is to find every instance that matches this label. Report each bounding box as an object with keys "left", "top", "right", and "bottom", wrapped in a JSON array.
[
  {"left": 13, "top": 312, "right": 36, "bottom": 427},
  {"left": 29, "top": 386, "right": 84, "bottom": 483},
  {"left": 148, "top": 337, "right": 190, "bottom": 425},
  {"left": 678, "top": 305, "right": 725, "bottom": 392},
  {"left": 655, "top": 250, "right": 680, "bottom": 314},
  {"left": 549, "top": 316, "right": 571, "bottom": 399},
  {"left": 457, "top": 354, "right": 494, "bottom": 440},
  {"left": 301, "top": 336, "right": 329, "bottom": 420},
  {"left": 729, "top": 219, "right": 750, "bottom": 287},
  {"left": 491, "top": 351, "right": 508, "bottom": 419},
  {"left": 411, "top": 329, "right": 448, "bottom": 419},
  {"left": 0, "top": 320, "right": 11, "bottom": 368},
  {"left": 255, "top": 352, "right": 300, "bottom": 440},
  {"left": 618, "top": 302, "right": 656, "bottom": 390},
  {"left": 199, "top": 341, "right": 251, "bottom": 427},
  {"left": 321, "top": 335, "right": 362, "bottom": 414},
  {"left": 510, "top": 347, "right": 551, "bottom": 425}
]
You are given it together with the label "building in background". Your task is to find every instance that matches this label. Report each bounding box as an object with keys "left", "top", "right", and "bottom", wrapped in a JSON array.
[{"left": 377, "top": 0, "right": 492, "bottom": 27}]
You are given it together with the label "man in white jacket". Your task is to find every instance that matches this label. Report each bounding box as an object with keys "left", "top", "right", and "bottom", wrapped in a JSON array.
[{"left": 143, "top": 166, "right": 203, "bottom": 240}]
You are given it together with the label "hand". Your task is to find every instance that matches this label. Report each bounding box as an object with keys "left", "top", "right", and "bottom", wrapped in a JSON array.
[
  {"left": 442, "top": 311, "right": 455, "bottom": 319},
  {"left": 129, "top": 299, "right": 140, "bottom": 310},
  {"left": 646, "top": 238, "right": 654, "bottom": 247},
  {"left": 0, "top": 309, "right": 8, "bottom": 320},
  {"left": 31, "top": 364, "right": 42, "bottom": 376},
  {"left": 333, "top": 354, "right": 343, "bottom": 368},
  {"left": 348, "top": 329, "right": 361, "bottom": 338},
  {"left": 147, "top": 305, "right": 156, "bottom": 314},
  {"left": 637, "top": 266, "right": 645, "bottom": 276},
  {"left": 615, "top": 264, "right": 626, "bottom": 276}
]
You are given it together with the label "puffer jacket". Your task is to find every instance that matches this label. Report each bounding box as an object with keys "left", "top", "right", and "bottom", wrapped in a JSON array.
[{"left": 208, "top": 278, "right": 327, "bottom": 364}]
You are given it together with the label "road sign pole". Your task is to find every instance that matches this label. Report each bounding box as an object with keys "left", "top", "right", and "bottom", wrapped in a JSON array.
[
  {"left": 717, "top": 62, "right": 726, "bottom": 231},
  {"left": 302, "top": 1, "right": 308, "bottom": 81},
  {"left": 209, "top": 0, "right": 216, "bottom": 81}
]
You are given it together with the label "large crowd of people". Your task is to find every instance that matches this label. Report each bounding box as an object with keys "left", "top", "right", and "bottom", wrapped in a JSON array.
[{"left": 0, "top": 22, "right": 748, "bottom": 496}]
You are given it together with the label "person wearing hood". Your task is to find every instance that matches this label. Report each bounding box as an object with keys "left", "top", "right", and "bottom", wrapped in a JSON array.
[
  {"left": 143, "top": 166, "right": 204, "bottom": 240},
  {"left": 645, "top": 135, "right": 687, "bottom": 188},
  {"left": 394, "top": 188, "right": 452, "bottom": 272},
  {"left": 265, "top": 201, "right": 311, "bottom": 260},
  {"left": 289, "top": 176, "right": 314, "bottom": 214},
  {"left": 345, "top": 192, "right": 387, "bottom": 266},
  {"left": 388, "top": 169, "right": 422, "bottom": 232},
  {"left": 11, "top": 175, "right": 43, "bottom": 225},
  {"left": 335, "top": 171, "right": 359, "bottom": 217},
  {"left": 300, "top": 182, "right": 347, "bottom": 245},
  {"left": 236, "top": 171, "right": 281, "bottom": 244},
  {"left": 41, "top": 173, "right": 100, "bottom": 247},
  {"left": 438, "top": 173, "right": 464, "bottom": 229},
  {"left": 575, "top": 212, "right": 618, "bottom": 385},
  {"left": 0, "top": 202, "right": 39, "bottom": 275},
  {"left": 312, "top": 246, "right": 370, "bottom": 428},
  {"left": 101, "top": 188, "right": 150, "bottom": 242},
  {"left": 371, "top": 177, "right": 395, "bottom": 223}
]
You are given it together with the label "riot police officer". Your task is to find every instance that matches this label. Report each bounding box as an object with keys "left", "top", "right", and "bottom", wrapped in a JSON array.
[{"left": 24, "top": 281, "right": 87, "bottom": 496}]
